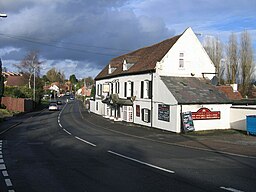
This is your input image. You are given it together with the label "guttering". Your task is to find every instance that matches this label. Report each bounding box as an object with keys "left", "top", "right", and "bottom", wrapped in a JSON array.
[
  {"left": 95, "top": 69, "right": 156, "bottom": 81},
  {"left": 178, "top": 101, "right": 233, "bottom": 105}
]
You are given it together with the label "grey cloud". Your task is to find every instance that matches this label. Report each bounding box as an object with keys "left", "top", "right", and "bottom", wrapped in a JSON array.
[{"left": 0, "top": 0, "right": 173, "bottom": 75}]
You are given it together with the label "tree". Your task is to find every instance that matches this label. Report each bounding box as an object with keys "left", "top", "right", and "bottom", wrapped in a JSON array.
[
  {"left": 14, "top": 51, "right": 43, "bottom": 89},
  {"left": 204, "top": 36, "right": 224, "bottom": 82},
  {"left": 69, "top": 74, "right": 78, "bottom": 84},
  {"left": 46, "top": 68, "right": 65, "bottom": 83},
  {"left": 226, "top": 33, "right": 239, "bottom": 84},
  {"left": 239, "top": 30, "right": 254, "bottom": 97}
]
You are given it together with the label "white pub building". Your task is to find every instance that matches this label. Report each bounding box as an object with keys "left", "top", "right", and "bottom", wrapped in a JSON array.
[{"left": 90, "top": 27, "right": 232, "bottom": 133}]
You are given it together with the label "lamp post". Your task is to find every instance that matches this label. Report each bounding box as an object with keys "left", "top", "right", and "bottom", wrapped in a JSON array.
[{"left": 0, "top": 13, "right": 7, "bottom": 18}]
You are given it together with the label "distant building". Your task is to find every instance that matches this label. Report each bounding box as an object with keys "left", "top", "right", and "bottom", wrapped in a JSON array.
[
  {"left": 90, "top": 27, "right": 232, "bottom": 133},
  {"left": 2, "top": 72, "right": 28, "bottom": 86}
]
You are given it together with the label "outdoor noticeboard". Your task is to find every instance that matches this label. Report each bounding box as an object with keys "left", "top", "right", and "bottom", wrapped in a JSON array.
[
  {"left": 181, "top": 111, "right": 195, "bottom": 132},
  {"left": 158, "top": 104, "right": 170, "bottom": 122}
]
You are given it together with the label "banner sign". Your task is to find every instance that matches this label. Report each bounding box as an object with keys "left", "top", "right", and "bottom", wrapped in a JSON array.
[{"left": 192, "top": 108, "right": 220, "bottom": 120}]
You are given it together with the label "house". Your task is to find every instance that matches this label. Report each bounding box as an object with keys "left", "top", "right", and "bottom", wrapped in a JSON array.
[
  {"left": 77, "top": 85, "right": 92, "bottom": 97},
  {"left": 90, "top": 27, "right": 232, "bottom": 133},
  {"left": 2, "top": 72, "right": 28, "bottom": 86}
]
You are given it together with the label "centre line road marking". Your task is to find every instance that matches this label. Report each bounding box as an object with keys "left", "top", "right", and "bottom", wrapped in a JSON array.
[
  {"left": 63, "top": 129, "right": 72, "bottom": 135},
  {"left": 5, "top": 178, "right": 13, "bottom": 187},
  {"left": 220, "top": 186, "right": 244, "bottom": 192},
  {"left": 108, "top": 150, "right": 175, "bottom": 174},
  {"left": 2, "top": 170, "right": 9, "bottom": 177},
  {"left": 75, "top": 136, "right": 96, "bottom": 147}
]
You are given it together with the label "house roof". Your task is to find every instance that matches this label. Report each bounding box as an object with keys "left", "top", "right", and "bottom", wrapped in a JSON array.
[
  {"left": 5, "top": 75, "right": 27, "bottom": 86},
  {"left": 161, "top": 76, "right": 231, "bottom": 104},
  {"left": 95, "top": 34, "right": 182, "bottom": 80},
  {"left": 216, "top": 86, "right": 243, "bottom": 100}
]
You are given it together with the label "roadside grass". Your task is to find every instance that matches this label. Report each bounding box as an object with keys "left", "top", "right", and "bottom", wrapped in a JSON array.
[{"left": 0, "top": 109, "right": 18, "bottom": 122}]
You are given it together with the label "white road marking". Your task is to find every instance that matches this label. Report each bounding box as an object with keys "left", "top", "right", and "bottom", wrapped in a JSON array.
[
  {"left": 0, "top": 164, "right": 6, "bottom": 170},
  {"left": 8, "top": 190, "right": 15, "bottom": 192},
  {"left": 0, "top": 155, "right": 2, "bottom": 158},
  {"left": 63, "top": 129, "right": 72, "bottom": 135},
  {"left": 0, "top": 159, "right": 4, "bottom": 163},
  {"left": 75, "top": 136, "right": 96, "bottom": 147},
  {"left": 2, "top": 170, "right": 9, "bottom": 177},
  {"left": 59, "top": 123, "right": 62, "bottom": 128},
  {"left": 5, "top": 178, "right": 13, "bottom": 187},
  {"left": 108, "top": 150, "right": 175, "bottom": 174},
  {"left": 220, "top": 186, "right": 244, "bottom": 192}
]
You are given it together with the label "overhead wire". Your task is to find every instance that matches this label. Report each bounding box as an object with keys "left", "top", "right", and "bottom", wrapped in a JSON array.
[{"left": 0, "top": 33, "right": 130, "bottom": 57}]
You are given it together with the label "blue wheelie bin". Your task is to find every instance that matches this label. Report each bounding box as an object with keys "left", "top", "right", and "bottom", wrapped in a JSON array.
[{"left": 246, "top": 115, "right": 256, "bottom": 135}]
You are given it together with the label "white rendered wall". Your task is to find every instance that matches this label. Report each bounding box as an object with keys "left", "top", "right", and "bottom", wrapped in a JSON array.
[
  {"left": 230, "top": 106, "right": 256, "bottom": 131},
  {"left": 156, "top": 27, "right": 215, "bottom": 79},
  {"left": 181, "top": 104, "right": 231, "bottom": 131}
]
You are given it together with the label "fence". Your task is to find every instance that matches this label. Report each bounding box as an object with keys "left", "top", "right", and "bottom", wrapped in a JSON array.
[{"left": 1, "top": 97, "right": 34, "bottom": 112}]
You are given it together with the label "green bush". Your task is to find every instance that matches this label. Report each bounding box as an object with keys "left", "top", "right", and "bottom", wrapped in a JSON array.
[
  {"left": 0, "top": 104, "right": 6, "bottom": 109},
  {"left": 4, "top": 86, "right": 32, "bottom": 98}
]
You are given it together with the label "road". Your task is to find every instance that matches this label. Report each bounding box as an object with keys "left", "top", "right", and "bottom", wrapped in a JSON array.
[{"left": 0, "top": 99, "right": 256, "bottom": 192}]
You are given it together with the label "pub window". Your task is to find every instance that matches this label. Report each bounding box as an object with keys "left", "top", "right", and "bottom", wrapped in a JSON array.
[
  {"left": 141, "top": 80, "right": 152, "bottom": 99},
  {"left": 97, "top": 84, "right": 102, "bottom": 96},
  {"left": 179, "top": 59, "right": 184, "bottom": 68},
  {"left": 115, "top": 81, "right": 120, "bottom": 94},
  {"left": 179, "top": 52, "right": 184, "bottom": 68},
  {"left": 96, "top": 102, "right": 98, "bottom": 111},
  {"left": 141, "top": 108, "right": 151, "bottom": 123},
  {"left": 125, "top": 81, "right": 133, "bottom": 98}
]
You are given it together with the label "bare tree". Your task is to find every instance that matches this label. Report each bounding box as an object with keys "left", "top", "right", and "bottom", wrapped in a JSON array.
[
  {"left": 204, "top": 36, "right": 224, "bottom": 82},
  {"left": 239, "top": 30, "right": 254, "bottom": 97},
  {"left": 14, "top": 51, "right": 43, "bottom": 88},
  {"left": 226, "top": 33, "right": 239, "bottom": 84},
  {"left": 46, "top": 68, "right": 65, "bottom": 83}
]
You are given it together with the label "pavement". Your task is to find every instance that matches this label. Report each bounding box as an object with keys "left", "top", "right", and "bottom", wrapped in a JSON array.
[
  {"left": 81, "top": 109, "right": 256, "bottom": 159},
  {"left": 1, "top": 102, "right": 256, "bottom": 159}
]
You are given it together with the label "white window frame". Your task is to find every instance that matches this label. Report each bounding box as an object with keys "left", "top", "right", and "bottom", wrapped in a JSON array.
[
  {"left": 142, "top": 108, "right": 150, "bottom": 123},
  {"left": 179, "top": 52, "right": 185, "bottom": 69}
]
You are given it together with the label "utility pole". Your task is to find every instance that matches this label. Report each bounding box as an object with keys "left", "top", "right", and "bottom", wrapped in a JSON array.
[
  {"left": 0, "top": 14, "right": 7, "bottom": 106},
  {"left": 0, "top": 13, "right": 7, "bottom": 18},
  {"left": 0, "top": 59, "right": 4, "bottom": 106}
]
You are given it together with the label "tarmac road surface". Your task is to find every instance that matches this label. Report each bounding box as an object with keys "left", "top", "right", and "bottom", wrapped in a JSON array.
[{"left": 0, "top": 99, "right": 255, "bottom": 192}]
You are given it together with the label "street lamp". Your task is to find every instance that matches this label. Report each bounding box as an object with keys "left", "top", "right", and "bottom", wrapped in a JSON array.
[{"left": 0, "top": 13, "right": 7, "bottom": 18}]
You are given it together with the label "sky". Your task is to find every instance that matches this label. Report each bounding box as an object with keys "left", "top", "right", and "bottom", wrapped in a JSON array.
[{"left": 0, "top": 0, "right": 255, "bottom": 79}]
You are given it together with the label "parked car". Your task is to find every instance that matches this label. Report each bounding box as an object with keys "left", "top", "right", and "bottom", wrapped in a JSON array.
[{"left": 48, "top": 103, "right": 58, "bottom": 111}]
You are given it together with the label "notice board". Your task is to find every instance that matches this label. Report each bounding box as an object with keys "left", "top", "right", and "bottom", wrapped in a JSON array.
[{"left": 158, "top": 104, "right": 170, "bottom": 122}]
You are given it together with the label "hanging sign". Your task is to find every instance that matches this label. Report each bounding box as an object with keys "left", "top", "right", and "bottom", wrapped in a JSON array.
[{"left": 192, "top": 108, "right": 220, "bottom": 120}]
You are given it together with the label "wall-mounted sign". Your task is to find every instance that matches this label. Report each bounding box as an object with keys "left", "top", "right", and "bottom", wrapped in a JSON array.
[
  {"left": 181, "top": 111, "right": 194, "bottom": 132},
  {"left": 158, "top": 104, "right": 170, "bottom": 122},
  {"left": 103, "top": 84, "right": 110, "bottom": 93},
  {"left": 192, "top": 108, "right": 220, "bottom": 120}
]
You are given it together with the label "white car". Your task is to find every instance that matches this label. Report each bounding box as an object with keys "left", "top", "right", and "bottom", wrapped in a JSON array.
[{"left": 48, "top": 103, "right": 58, "bottom": 111}]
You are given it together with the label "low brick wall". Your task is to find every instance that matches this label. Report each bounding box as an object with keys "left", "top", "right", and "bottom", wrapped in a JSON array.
[{"left": 2, "top": 97, "right": 34, "bottom": 112}]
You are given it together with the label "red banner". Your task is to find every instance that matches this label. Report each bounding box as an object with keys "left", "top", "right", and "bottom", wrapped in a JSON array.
[{"left": 192, "top": 108, "right": 220, "bottom": 120}]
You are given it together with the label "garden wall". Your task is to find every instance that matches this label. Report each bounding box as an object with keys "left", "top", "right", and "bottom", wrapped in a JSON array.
[{"left": 2, "top": 97, "right": 34, "bottom": 112}]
